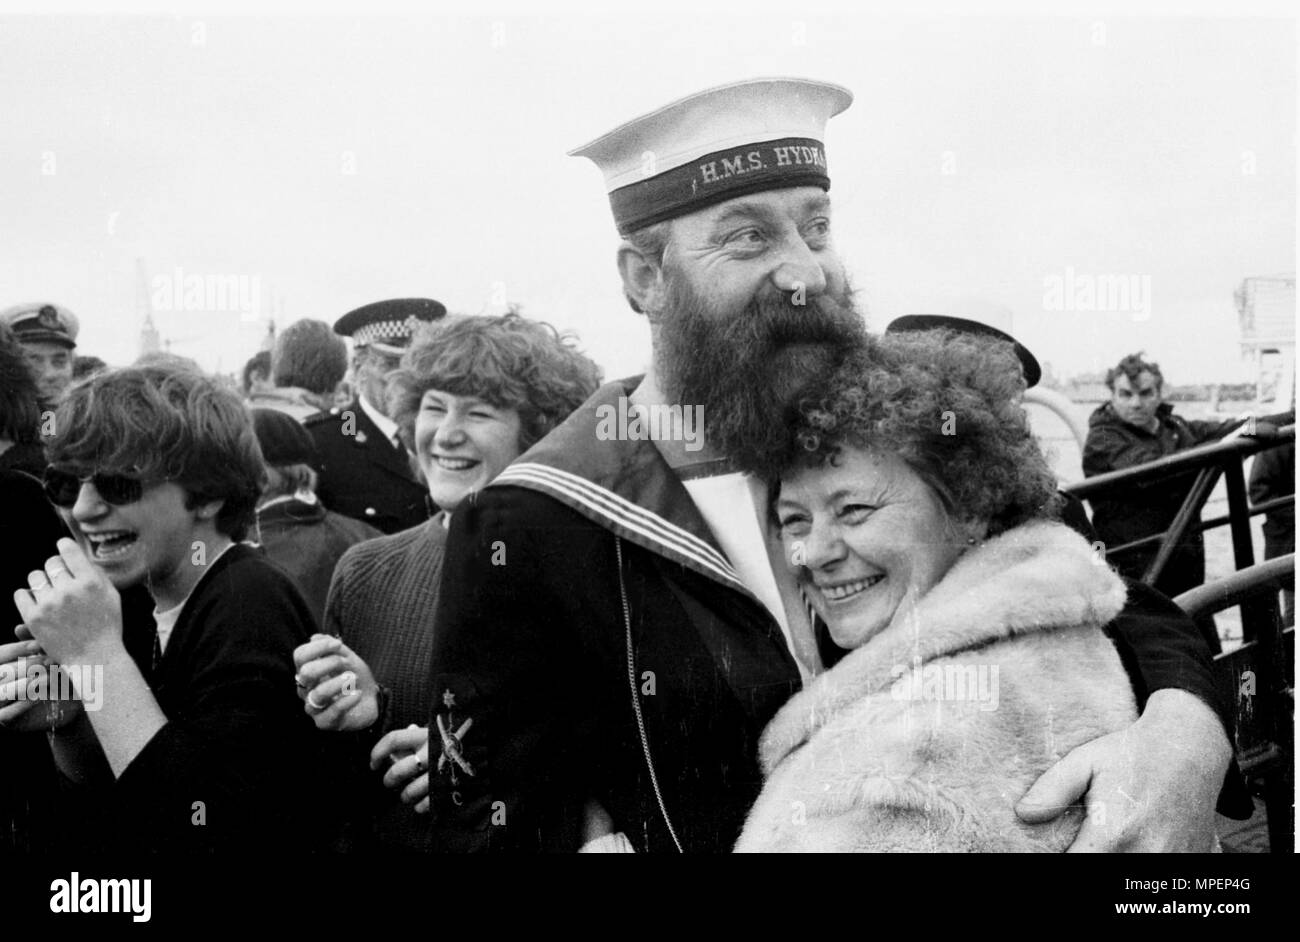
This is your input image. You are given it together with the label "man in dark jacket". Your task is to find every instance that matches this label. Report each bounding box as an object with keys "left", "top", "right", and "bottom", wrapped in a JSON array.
[
  {"left": 1083, "top": 351, "right": 1286, "bottom": 603},
  {"left": 427, "top": 79, "right": 1238, "bottom": 853},
  {"left": 1249, "top": 439, "right": 1295, "bottom": 623}
]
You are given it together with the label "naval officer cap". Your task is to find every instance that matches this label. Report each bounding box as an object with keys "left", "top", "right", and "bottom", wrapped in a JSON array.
[
  {"left": 570, "top": 77, "right": 853, "bottom": 235},
  {"left": 333, "top": 298, "right": 447, "bottom": 357},
  {"left": 0, "top": 302, "right": 80, "bottom": 349},
  {"left": 886, "top": 314, "right": 1042, "bottom": 388}
]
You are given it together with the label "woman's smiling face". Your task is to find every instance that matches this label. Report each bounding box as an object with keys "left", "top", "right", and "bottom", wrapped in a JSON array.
[
  {"left": 776, "top": 446, "right": 972, "bottom": 650},
  {"left": 414, "top": 388, "right": 523, "bottom": 512}
]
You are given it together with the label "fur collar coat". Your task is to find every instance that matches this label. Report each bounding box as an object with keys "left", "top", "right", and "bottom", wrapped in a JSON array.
[{"left": 734, "top": 521, "right": 1139, "bottom": 852}]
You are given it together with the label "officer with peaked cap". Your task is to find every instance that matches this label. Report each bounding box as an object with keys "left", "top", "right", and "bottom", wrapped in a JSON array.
[
  {"left": 426, "top": 79, "right": 1234, "bottom": 853},
  {"left": 306, "top": 298, "right": 445, "bottom": 534},
  {"left": 0, "top": 302, "right": 79, "bottom": 407}
]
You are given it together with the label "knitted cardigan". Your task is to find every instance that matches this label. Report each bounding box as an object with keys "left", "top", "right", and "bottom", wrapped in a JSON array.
[{"left": 323, "top": 517, "right": 446, "bottom": 851}]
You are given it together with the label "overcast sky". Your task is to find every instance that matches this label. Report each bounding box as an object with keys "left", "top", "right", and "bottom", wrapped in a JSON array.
[{"left": 1, "top": 10, "right": 1293, "bottom": 383}]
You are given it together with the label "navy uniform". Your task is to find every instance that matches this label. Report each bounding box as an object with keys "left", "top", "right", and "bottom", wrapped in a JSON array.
[
  {"left": 429, "top": 379, "right": 802, "bottom": 851},
  {"left": 306, "top": 298, "right": 445, "bottom": 535},
  {"left": 427, "top": 79, "right": 1237, "bottom": 853},
  {"left": 1, "top": 301, "right": 79, "bottom": 412}
]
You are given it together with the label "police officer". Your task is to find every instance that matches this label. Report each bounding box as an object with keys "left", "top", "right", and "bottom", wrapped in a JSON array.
[
  {"left": 306, "top": 298, "right": 446, "bottom": 534},
  {"left": 0, "top": 302, "right": 79, "bottom": 408}
]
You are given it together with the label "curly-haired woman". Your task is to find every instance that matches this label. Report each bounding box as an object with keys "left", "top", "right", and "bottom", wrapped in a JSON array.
[
  {"left": 735, "top": 330, "right": 1144, "bottom": 852},
  {"left": 293, "top": 312, "right": 601, "bottom": 851}
]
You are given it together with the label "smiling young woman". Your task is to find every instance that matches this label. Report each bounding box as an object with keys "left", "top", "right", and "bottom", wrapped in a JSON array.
[{"left": 291, "top": 312, "right": 601, "bottom": 851}]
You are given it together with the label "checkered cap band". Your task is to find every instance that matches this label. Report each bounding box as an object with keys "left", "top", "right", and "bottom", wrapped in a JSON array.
[{"left": 352, "top": 317, "right": 418, "bottom": 348}]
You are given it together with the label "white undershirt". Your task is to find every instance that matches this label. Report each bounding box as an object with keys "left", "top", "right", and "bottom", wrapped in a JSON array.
[
  {"left": 152, "top": 598, "right": 185, "bottom": 655},
  {"left": 152, "top": 542, "right": 235, "bottom": 653},
  {"left": 682, "top": 472, "right": 817, "bottom": 682}
]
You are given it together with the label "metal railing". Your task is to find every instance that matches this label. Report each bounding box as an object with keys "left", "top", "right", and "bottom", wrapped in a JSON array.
[
  {"left": 1175, "top": 556, "right": 1294, "bottom": 853},
  {"left": 1063, "top": 427, "right": 1294, "bottom": 643}
]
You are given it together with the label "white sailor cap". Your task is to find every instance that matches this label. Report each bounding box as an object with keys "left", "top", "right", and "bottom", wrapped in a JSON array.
[{"left": 569, "top": 77, "right": 853, "bottom": 235}]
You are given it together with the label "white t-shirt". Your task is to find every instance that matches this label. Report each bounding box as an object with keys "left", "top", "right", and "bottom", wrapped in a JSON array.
[
  {"left": 152, "top": 542, "right": 236, "bottom": 654},
  {"left": 152, "top": 598, "right": 185, "bottom": 655}
]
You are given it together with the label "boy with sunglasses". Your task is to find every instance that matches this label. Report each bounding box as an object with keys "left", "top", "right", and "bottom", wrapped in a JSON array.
[{"left": 9, "top": 364, "right": 334, "bottom": 852}]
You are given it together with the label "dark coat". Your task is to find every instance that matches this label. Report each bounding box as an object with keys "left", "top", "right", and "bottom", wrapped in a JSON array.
[
  {"left": 0, "top": 469, "right": 68, "bottom": 854},
  {"left": 427, "top": 379, "right": 800, "bottom": 853},
  {"left": 252, "top": 495, "right": 381, "bottom": 628},
  {"left": 1249, "top": 441, "right": 1294, "bottom": 560},
  {"left": 1082, "top": 401, "right": 1241, "bottom": 596},
  {"left": 306, "top": 401, "right": 429, "bottom": 535},
  {"left": 64, "top": 544, "right": 340, "bottom": 853}
]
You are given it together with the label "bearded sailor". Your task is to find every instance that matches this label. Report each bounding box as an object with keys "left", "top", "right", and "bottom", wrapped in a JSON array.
[{"left": 426, "top": 78, "right": 1235, "bottom": 853}]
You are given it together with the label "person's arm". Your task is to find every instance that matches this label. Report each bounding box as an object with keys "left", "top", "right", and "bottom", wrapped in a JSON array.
[
  {"left": 1081, "top": 427, "right": 1172, "bottom": 500},
  {"left": 1082, "top": 427, "right": 1158, "bottom": 478},
  {"left": 21, "top": 540, "right": 323, "bottom": 851},
  {"left": 1183, "top": 415, "right": 1248, "bottom": 445},
  {"left": 1016, "top": 579, "right": 1233, "bottom": 850},
  {"left": 426, "top": 489, "right": 592, "bottom": 852},
  {"left": 1105, "top": 578, "right": 1231, "bottom": 728},
  {"left": 14, "top": 540, "right": 167, "bottom": 775},
  {"left": 114, "top": 574, "right": 320, "bottom": 851},
  {"left": 1186, "top": 409, "right": 1292, "bottom": 446}
]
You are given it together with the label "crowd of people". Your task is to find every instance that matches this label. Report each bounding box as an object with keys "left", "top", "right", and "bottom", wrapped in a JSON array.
[{"left": 1, "top": 77, "right": 1292, "bottom": 854}]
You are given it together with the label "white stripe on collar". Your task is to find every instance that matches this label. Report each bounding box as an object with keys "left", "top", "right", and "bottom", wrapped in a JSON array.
[{"left": 494, "top": 462, "right": 747, "bottom": 592}]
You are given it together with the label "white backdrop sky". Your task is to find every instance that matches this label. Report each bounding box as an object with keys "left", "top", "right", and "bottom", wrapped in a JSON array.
[{"left": 1, "top": 6, "right": 1294, "bottom": 384}]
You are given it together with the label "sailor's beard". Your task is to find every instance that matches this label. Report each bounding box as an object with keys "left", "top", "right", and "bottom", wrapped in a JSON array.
[{"left": 653, "top": 274, "right": 867, "bottom": 477}]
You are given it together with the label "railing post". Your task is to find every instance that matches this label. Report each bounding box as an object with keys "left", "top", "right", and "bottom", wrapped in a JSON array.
[
  {"left": 1142, "top": 467, "right": 1219, "bottom": 585},
  {"left": 1223, "top": 457, "right": 1257, "bottom": 572}
]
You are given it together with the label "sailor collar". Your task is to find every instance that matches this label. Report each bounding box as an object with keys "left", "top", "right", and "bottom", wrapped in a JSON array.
[{"left": 491, "top": 376, "right": 755, "bottom": 598}]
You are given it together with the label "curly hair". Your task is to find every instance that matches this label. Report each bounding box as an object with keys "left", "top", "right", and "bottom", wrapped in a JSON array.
[
  {"left": 46, "top": 364, "right": 266, "bottom": 541},
  {"left": 1105, "top": 351, "right": 1163, "bottom": 392},
  {"left": 387, "top": 312, "right": 603, "bottom": 453},
  {"left": 0, "top": 323, "right": 41, "bottom": 444},
  {"left": 790, "top": 330, "right": 1060, "bottom": 535}
]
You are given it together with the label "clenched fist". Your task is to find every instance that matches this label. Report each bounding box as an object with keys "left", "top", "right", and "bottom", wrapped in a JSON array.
[{"left": 13, "top": 538, "right": 125, "bottom": 670}]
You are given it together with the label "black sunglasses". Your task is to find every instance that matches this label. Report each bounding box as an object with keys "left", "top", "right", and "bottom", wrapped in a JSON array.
[{"left": 43, "top": 466, "right": 146, "bottom": 508}]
